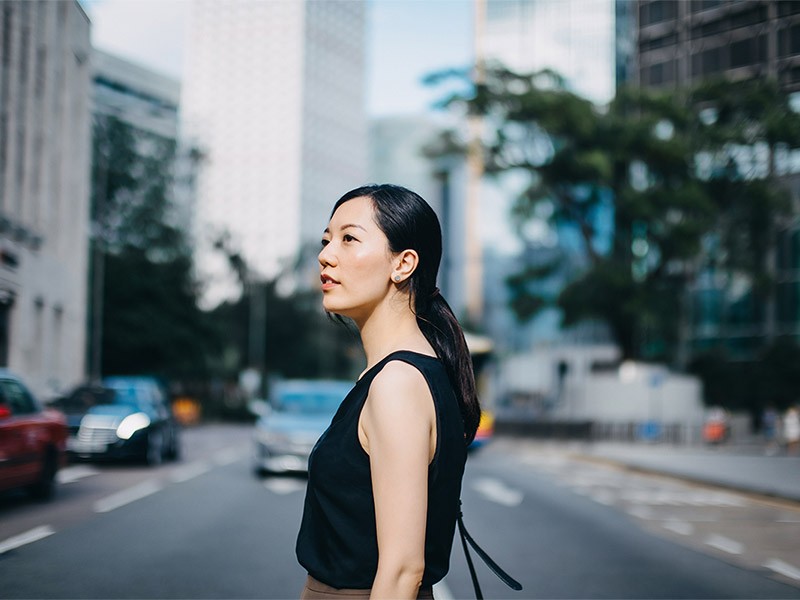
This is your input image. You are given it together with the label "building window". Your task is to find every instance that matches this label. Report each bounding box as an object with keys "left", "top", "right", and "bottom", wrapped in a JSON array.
[
  {"left": 730, "top": 37, "right": 760, "bottom": 69},
  {"left": 640, "top": 1, "right": 677, "bottom": 27},
  {"left": 778, "top": 0, "right": 800, "bottom": 18},
  {"left": 692, "top": 46, "right": 722, "bottom": 77},
  {"left": 778, "top": 24, "right": 800, "bottom": 58},
  {"left": 690, "top": 0, "right": 722, "bottom": 13}
]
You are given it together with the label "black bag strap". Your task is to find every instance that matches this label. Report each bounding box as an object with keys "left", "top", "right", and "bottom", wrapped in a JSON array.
[{"left": 457, "top": 500, "right": 523, "bottom": 599}]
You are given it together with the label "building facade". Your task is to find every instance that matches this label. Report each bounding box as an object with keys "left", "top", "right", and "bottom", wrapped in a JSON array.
[
  {"left": 0, "top": 0, "right": 91, "bottom": 397},
  {"left": 183, "top": 0, "right": 367, "bottom": 304},
  {"left": 475, "top": 0, "right": 616, "bottom": 351},
  {"left": 633, "top": 0, "right": 800, "bottom": 92},
  {"left": 625, "top": 0, "right": 800, "bottom": 357}
]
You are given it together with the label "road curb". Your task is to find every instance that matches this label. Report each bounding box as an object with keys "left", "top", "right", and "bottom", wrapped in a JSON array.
[{"left": 568, "top": 452, "right": 800, "bottom": 508}]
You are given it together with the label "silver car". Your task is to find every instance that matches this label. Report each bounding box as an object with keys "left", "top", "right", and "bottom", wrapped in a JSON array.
[{"left": 252, "top": 379, "right": 352, "bottom": 475}]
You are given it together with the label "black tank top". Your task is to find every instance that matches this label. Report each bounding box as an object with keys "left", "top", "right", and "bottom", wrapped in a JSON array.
[{"left": 295, "top": 350, "right": 468, "bottom": 589}]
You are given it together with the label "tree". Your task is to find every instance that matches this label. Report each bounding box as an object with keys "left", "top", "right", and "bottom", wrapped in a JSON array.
[
  {"left": 91, "top": 115, "right": 218, "bottom": 379},
  {"left": 428, "top": 66, "right": 800, "bottom": 366}
]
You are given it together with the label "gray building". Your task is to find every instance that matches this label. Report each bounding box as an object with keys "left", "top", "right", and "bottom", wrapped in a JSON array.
[
  {"left": 0, "top": 0, "right": 92, "bottom": 397},
  {"left": 633, "top": 0, "right": 800, "bottom": 92},
  {"left": 622, "top": 0, "right": 800, "bottom": 357}
]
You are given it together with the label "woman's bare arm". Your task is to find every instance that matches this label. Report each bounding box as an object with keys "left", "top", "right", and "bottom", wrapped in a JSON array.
[{"left": 359, "top": 361, "right": 437, "bottom": 599}]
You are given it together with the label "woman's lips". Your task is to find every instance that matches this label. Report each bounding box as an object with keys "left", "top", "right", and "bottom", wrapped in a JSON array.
[{"left": 321, "top": 274, "right": 339, "bottom": 290}]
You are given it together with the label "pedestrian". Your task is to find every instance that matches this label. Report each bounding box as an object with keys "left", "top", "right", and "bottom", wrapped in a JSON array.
[
  {"left": 295, "top": 185, "right": 517, "bottom": 599},
  {"left": 762, "top": 405, "right": 780, "bottom": 456},
  {"left": 784, "top": 405, "right": 800, "bottom": 456}
]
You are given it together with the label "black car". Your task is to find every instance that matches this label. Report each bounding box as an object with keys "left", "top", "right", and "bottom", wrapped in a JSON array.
[{"left": 56, "top": 377, "right": 180, "bottom": 465}]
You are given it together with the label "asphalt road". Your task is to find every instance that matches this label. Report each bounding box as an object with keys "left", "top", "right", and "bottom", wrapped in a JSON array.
[{"left": 1, "top": 425, "right": 799, "bottom": 599}]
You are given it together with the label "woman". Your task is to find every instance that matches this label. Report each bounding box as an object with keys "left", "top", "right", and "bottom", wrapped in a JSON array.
[{"left": 296, "top": 184, "right": 481, "bottom": 599}]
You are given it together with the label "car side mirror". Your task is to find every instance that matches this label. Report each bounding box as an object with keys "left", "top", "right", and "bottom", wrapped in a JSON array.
[{"left": 0, "top": 403, "right": 11, "bottom": 420}]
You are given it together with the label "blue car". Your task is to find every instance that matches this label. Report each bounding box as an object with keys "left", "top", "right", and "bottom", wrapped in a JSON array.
[
  {"left": 252, "top": 379, "right": 352, "bottom": 475},
  {"left": 60, "top": 377, "right": 180, "bottom": 465}
]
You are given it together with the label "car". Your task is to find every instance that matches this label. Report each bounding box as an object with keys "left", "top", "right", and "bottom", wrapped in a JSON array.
[
  {"left": 61, "top": 376, "right": 180, "bottom": 465},
  {"left": 0, "top": 370, "right": 67, "bottom": 500},
  {"left": 252, "top": 379, "right": 352, "bottom": 476},
  {"left": 470, "top": 410, "right": 495, "bottom": 449}
]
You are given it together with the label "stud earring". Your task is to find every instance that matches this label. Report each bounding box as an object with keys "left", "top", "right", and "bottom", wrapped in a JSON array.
[{"left": 394, "top": 275, "right": 401, "bottom": 282}]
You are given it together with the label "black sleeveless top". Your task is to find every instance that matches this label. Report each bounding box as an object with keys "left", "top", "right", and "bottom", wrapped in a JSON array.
[{"left": 295, "top": 351, "right": 468, "bottom": 589}]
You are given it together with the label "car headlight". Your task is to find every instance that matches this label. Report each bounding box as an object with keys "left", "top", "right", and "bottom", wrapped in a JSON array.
[{"left": 117, "top": 412, "right": 151, "bottom": 440}]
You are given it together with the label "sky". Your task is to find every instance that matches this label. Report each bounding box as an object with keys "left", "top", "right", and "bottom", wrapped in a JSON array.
[{"left": 83, "top": 0, "right": 475, "bottom": 117}]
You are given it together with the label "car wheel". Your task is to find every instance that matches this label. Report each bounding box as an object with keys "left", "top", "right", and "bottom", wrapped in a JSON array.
[
  {"left": 146, "top": 431, "right": 164, "bottom": 466},
  {"left": 28, "top": 449, "right": 57, "bottom": 501},
  {"left": 167, "top": 430, "right": 181, "bottom": 461}
]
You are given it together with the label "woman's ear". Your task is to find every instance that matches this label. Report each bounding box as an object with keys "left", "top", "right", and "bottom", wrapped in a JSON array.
[{"left": 391, "top": 249, "right": 419, "bottom": 283}]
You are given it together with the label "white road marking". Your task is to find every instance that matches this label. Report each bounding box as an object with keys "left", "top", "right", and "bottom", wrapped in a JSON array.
[
  {"left": 0, "top": 525, "right": 55, "bottom": 555},
  {"left": 170, "top": 461, "right": 211, "bottom": 483},
  {"left": 764, "top": 559, "right": 800, "bottom": 581},
  {"left": 57, "top": 465, "right": 100, "bottom": 484},
  {"left": 94, "top": 480, "right": 163, "bottom": 513},
  {"left": 589, "top": 490, "right": 616, "bottom": 506},
  {"left": 662, "top": 520, "right": 694, "bottom": 536},
  {"left": 626, "top": 506, "right": 653, "bottom": 520},
  {"left": 472, "top": 477, "right": 523, "bottom": 507},
  {"left": 433, "top": 580, "right": 454, "bottom": 600},
  {"left": 263, "top": 478, "right": 306, "bottom": 495},
  {"left": 704, "top": 534, "right": 743, "bottom": 555},
  {"left": 213, "top": 446, "right": 246, "bottom": 466}
]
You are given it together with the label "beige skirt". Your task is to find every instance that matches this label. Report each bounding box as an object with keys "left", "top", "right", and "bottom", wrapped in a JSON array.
[{"left": 300, "top": 575, "right": 435, "bottom": 600}]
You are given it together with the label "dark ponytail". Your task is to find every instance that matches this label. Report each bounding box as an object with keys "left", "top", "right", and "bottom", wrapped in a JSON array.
[{"left": 332, "top": 184, "right": 481, "bottom": 444}]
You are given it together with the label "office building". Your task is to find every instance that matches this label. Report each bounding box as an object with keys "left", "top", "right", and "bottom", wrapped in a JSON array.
[
  {"left": 625, "top": 0, "right": 800, "bottom": 356},
  {"left": 633, "top": 0, "right": 800, "bottom": 92},
  {"left": 183, "top": 0, "right": 367, "bottom": 303},
  {"left": 0, "top": 0, "right": 91, "bottom": 397}
]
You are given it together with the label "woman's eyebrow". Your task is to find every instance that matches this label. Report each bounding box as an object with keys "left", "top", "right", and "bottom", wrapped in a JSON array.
[{"left": 323, "top": 224, "right": 367, "bottom": 234}]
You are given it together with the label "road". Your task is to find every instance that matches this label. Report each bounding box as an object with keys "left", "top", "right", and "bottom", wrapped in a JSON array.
[{"left": 1, "top": 425, "right": 798, "bottom": 599}]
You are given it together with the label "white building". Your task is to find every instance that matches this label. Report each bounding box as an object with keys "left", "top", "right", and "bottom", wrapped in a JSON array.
[
  {"left": 183, "top": 0, "right": 367, "bottom": 304},
  {"left": 0, "top": 0, "right": 92, "bottom": 397},
  {"left": 90, "top": 49, "right": 195, "bottom": 235},
  {"left": 482, "top": 0, "right": 615, "bottom": 105}
]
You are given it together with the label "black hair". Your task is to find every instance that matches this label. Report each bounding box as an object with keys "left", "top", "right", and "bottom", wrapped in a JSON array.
[{"left": 331, "top": 184, "right": 481, "bottom": 444}]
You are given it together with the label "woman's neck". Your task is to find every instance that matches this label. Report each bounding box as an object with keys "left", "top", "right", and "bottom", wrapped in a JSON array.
[{"left": 357, "top": 297, "right": 431, "bottom": 370}]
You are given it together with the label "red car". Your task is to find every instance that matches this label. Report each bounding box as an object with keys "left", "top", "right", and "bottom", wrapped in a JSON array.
[{"left": 0, "top": 370, "right": 67, "bottom": 500}]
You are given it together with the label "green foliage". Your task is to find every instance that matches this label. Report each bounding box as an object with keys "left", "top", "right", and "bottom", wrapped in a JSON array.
[
  {"left": 428, "top": 66, "right": 800, "bottom": 369},
  {"left": 92, "top": 115, "right": 218, "bottom": 379}
]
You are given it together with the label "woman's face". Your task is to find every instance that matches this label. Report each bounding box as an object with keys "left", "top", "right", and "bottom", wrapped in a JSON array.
[{"left": 318, "top": 196, "right": 395, "bottom": 320}]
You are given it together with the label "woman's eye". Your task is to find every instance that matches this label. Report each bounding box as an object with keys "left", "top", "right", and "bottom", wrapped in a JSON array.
[
  {"left": 320, "top": 239, "right": 330, "bottom": 248},
  {"left": 343, "top": 234, "right": 356, "bottom": 242}
]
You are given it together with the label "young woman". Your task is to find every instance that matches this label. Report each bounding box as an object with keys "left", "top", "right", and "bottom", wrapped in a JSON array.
[{"left": 296, "top": 184, "right": 481, "bottom": 599}]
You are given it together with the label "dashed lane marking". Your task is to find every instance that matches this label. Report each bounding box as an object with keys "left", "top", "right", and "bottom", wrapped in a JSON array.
[
  {"left": 57, "top": 465, "right": 100, "bottom": 484},
  {"left": 471, "top": 477, "right": 524, "bottom": 507},
  {"left": 662, "top": 519, "right": 694, "bottom": 536},
  {"left": 0, "top": 525, "right": 55, "bottom": 555},
  {"left": 263, "top": 479, "right": 306, "bottom": 495},
  {"left": 764, "top": 559, "right": 800, "bottom": 582},
  {"left": 170, "top": 461, "right": 211, "bottom": 483},
  {"left": 94, "top": 480, "right": 163, "bottom": 513},
  {"left": 704, "top": 534, "right": 744, "bottom": 555}
]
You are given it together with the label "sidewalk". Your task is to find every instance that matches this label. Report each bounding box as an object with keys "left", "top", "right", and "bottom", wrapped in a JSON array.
[{"left": 573, "top": 441, "right": 800, "bottom": 503}]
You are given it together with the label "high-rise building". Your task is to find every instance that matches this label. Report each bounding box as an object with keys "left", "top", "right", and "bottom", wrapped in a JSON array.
[
  {"left": 473, "top": 0, "right": 616, "bottom": 351},
  {"left": 483, "top": 0, "right": 616, "bottom": 104},
  {"left": 0, "top": 0, "right": 91, "bottom": 397},
  {"left": 632, "top": 0, "right": 800, "bottom": 92},
  {"left": 623, "top": 0, "right": 800, "bottom": 357},
  {"left": 183, "top": 1, "right": 367, "bottom": 303}
]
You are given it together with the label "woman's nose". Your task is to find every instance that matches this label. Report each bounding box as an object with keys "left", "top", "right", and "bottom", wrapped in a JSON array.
[{"left": 318, "top": 244, "right": 335, "bottom": 267}]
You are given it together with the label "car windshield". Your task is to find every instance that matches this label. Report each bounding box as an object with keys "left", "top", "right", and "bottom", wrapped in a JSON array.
[
  {"left": 273, "top": 391, "right": 344, "bottom": 415},
  {"left": 58, "top": 388, "right": 116, "bottom": 412}
]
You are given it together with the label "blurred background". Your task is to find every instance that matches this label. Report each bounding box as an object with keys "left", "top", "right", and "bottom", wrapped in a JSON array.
[
  {"left": 1, "top": 1, "right": 800, "bottom": 598},
  {"left": 2, "top": 0, "right": 799, "bottom": 444}
]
